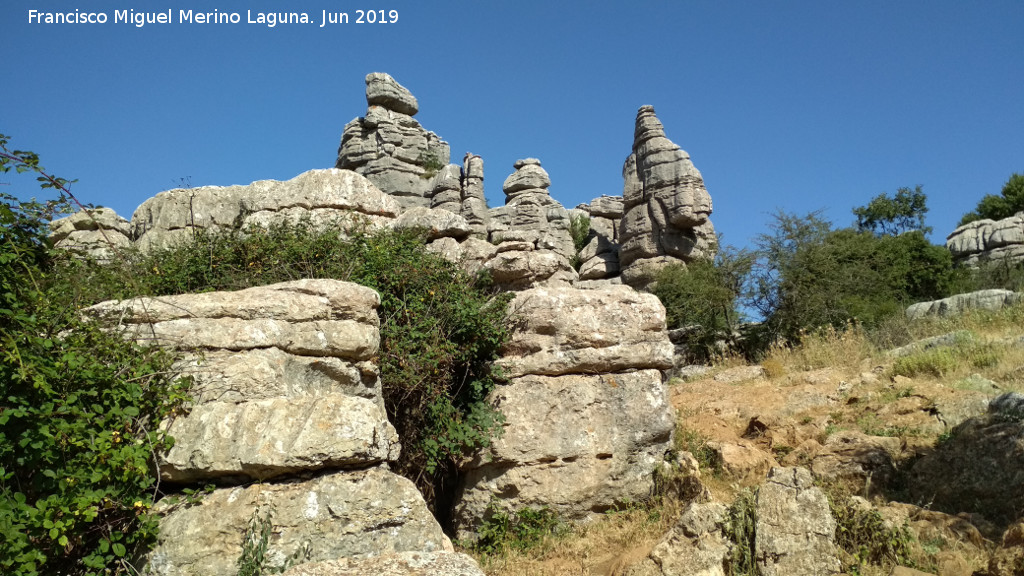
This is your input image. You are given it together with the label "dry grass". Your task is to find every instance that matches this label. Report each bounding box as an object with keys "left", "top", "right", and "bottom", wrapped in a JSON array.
[{"left": 763, "top": 321, "right": 877, "bottom": 373}]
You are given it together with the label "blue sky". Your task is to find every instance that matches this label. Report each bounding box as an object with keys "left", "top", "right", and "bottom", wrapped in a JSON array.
[{"left": 3, "top": 1, "right": 1022, "bottom": 250}]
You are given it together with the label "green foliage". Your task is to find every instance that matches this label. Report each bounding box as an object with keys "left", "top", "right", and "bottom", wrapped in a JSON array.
[
  {"left": 568, "top": 214, "right": 591, "bottom": 271},
  {"left": 1, "top": 137, "right": 188, "bottom": 576},
  {"left": 469, "top": 502, "right": 563, "bottom": 558},
  {"left": 829, "top": 496, "right": 914, "bottom": 572},
  {"left": 891, "top": 333, "right": 1002, "bottom": 378},
  {"left": 853, "top": 185, "right": 931, "bottom": 236},
  {"left": 234, "top": 507, "right": 309, "bottom": 576},
  {"left": 722, "top": 489, "right": 758, "bottom": 576},
  {"left": 75, "top": 221, "right": 512, "bottom": 514},
  {"left": 958, "top": 172, "right": 1024, "bottom": 226},
  {"left": 653, "top": 246, "right": 753, "bottom": 361},
  {"left": 675, "top": 427, "right": 718, "bottom": 475},
  {"left": 750, "top": 208, "right": 956, "bottom": 347},
  {"left": 417, "top": 150, "right": 445, "bottom": 180}
]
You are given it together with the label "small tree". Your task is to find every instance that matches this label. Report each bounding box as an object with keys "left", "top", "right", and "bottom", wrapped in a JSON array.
[
  {"left": 958, "top": 173, "right": 1024, "bottom": 226},
  {"left": 853, "top": 186, "right": 931, "bottom": 236}
]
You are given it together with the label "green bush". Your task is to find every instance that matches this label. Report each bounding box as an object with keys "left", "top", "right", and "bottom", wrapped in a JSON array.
[
  {"left": 74, "top": 221, "right": 512, "bottom": 515},
  {"left": 958, "top": 172, "right": 1024, "bottom": 226},
  {"left": 722, "top": 489, "right": 758, "bottom": 576},
  {"left": 1, "top": 138, "right": 188, "bottom": 576},
  {"left": 829, "top": 495, "right": 913, "bottom": 571},
  {"left": 469, "top": 503, "right": 563, "bottom": 558}
]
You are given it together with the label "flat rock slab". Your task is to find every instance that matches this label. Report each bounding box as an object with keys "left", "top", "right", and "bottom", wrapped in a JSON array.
[
  {"left": 160, "top": 393, "right": 399, "bottom": 483},
  {"left": 280, "top": 552, "right": 484, "bottom": 576},
  {"left": 146, "top": 467, "right": 449, "bottom": 576}
]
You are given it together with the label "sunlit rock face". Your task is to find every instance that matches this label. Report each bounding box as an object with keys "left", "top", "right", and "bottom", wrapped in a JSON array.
[{"left": 619, "top": 105, "right": 716, "bottom": 288}]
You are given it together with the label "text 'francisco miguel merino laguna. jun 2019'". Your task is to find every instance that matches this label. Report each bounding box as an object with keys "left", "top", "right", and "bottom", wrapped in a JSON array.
[{"left": 27, "top": 8, "right": 400, "bottom": 28}]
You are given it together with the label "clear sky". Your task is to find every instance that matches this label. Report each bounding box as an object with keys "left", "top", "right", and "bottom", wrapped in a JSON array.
[{"left": 3, "top": 1, "right": 1022, "bottom": 250}]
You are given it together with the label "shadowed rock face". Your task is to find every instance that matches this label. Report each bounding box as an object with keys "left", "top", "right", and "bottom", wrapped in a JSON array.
[{"left": 619, "top": 105, "right": 716, "bottom": 288}]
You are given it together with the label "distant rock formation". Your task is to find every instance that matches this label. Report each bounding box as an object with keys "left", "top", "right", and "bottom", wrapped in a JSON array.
[
  {"left": 906, "top": 289, "right": 1022, "bottom": 320},
  {"left": 48, "top": 206, "right": 131, "bottom": 260},
  {"left": 336, "top": 73, "right": 450, "bottom": 209},
  {"left": 619, "top": 105, "right": 716, "bottom": 287},
  {"left": 946, "top": 212, "right": 1024, "bottom": 266},
  {"left": 86, "top": 280, "right": 454, "bottom": 575}
]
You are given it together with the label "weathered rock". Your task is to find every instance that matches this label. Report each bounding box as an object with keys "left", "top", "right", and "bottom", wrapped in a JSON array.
[
  {"left": 425, "top": 236, "right": 463, "bottom": 263},
  {"left": 708, "top": 441, "right": 778, "bottom": 485},
  {"left": 905, "top": 289, "right": 1021, "bottom": 320},
  {"left": 988, "top": 521, "right": 1024, "bottom": 576},
  {"left": 496, "top": 285, "right": 674, "bottom": 379},
  {"left": 160, "top": 394, "right": 399, "bottom": 483},
  {"left": 132, "top": 169, "right": 401, "bottom": 250},
  {"left": 49, "top": 206, "right": 133, "bottom": 259},
  {"left": 391, "top": 207, "right": 471, "bottom": 240},
  {"left": 279, "top": 552, "right": 484, "bottom": 576},
  {"left": 454, "top": 370, "right": 674, "bottom": 538},
  {"left": 645, "top": 501, "right": 731, "bottom": 576},
  {"left": 946, "top": 212, "right": 1024, "bottom": 267},
  {"left": 803, "top": 431, "right": 900, "bottom": 495},
  {"left": 755, "top": 467, "right": 840, "bottom": 576},
  {"left": 909, "top": 392, "right": 1024, "bottom": 527},
  {"left": 619, "top": 106, "right": 716, "bottom": 287},
  {"left": 145, "top": 468, "right": 450, "bottom": 576},
  {"left": 483, "top": 249, "right": 577, "bottom": 290},
  {"left": 365, "top": 72, "right": 419, "bottom": 116},
  {"left": 337, "top": 74, "right": 450, "bottom": 208}
]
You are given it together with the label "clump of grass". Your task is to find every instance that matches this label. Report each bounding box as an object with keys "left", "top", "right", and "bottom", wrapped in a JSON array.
[
  {"left": 828, "top": 494, "right": 914, "bottom": 572},
  {"left": 676, "top": 426, "right": 718, "bottom": 475},
  {"left": 891, "top": 334, "right": 1005, "bottom": 379},
  {"left": 761, "top": 358, "right": 786, "bottom": 379},
  {"left": 722, "top": 489, "right": 758, "bottom": 576},
  {"left": 764, "top": 321, "right": 876, "bottom": 373}
]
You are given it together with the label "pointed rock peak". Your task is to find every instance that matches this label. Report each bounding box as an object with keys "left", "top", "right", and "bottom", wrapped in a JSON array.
[
  {"left": 365, "top": 72, "right": 418, "bottom": 116},
  {"left": 633, "top": 105, "right": 668, "bottom": 147}
]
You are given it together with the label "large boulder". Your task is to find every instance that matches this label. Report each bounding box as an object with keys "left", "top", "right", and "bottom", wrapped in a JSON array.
[
  {"left": 909, "top": 392, "right": 1024, "bottom": 527},
  {"left": 454, "top": 285, "right": 676, "bottom": 538},
  {"left": 906, "top": 289, "right": 1021, "bottom": 320},
  {"left": 48, "top": 206, "right": 132, "bottom": 260},
  {"left": 946, "top": 212, "right": 1024, "bottom": 267},
  {"left": 131, "top": 169, "right": 401, "bottom": 250},
  {"left": 279, "top": 552, "right": 485, "bottom": 576},
  {"left": 618, "top": 106, "right": 716, "bottom": 288},
  {"left": 755, "top": 467, "right": 840, "bottom": 576},
  {"left": 145, "top": 468, "right": 450, "bottom": 576}
]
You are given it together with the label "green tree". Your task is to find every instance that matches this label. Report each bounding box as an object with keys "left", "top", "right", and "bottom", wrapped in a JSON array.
[
  {"left": 958, "top": 173, "right": 1024, "bottom": 226},
  {"left": 853, "top": 185, "right": 931, "bottom": 236}
]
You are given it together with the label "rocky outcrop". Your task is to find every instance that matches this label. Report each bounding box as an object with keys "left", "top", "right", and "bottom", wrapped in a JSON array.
[
  {"left": 619, "top": 106, "right": 716, "bottom": 288},
  {"left": 131, "top": 169, "right": 401, "bottom": 250},
  {"left": 336, "top": 73, "right": 450, "bottom": 209},
  {"left": 48, "top": 206, "right": 132, "bottom": 260},
  {"left": 909, "top": 392, "right": 1024, "bottom": 527},
  {"left": 86, "top": 279, "right": 455, "bottom": 575},
  {"left": 628, "top": 501, "right": 731, "bottom": 576},
  {"left": 906, "top": 289, "right": 1021, "bottom": 320},
  {"left": 454, "top": 285, "right": 675, "bottom": 538},
  {"left": 946, "top": 212, "right": 1024, "bottom": 266},
  {"left": 279, "top": 552, "right": 485, "bottom": 576},
  {"left": 754, "top": 467, "right": 840, "bottom": 576}
]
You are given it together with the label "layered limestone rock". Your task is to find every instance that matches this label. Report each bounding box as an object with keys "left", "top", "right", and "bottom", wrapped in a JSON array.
[
  {"left": 481, "top": 159, "right": 578, "bottom": 289},
  {"left": 905, "top": 289, "right": 1021, "bottom": 320},
  {"left": 336, "top": 73, "right": 450, "bottom": 209},
  {"left": 575, "top": 195, "right": 624, "bottom": 281},
  {"left": 85, "top": 279, "right": 455, "bottom": 575},
  {"left": 48, "top": 206, "right": 132, "bottom": 260},
  {"left": 454, "top": 285, "right": 675, "bottom": 538},
  {"left": 619, "top": 106, "right": 716, "bottom": 287},
  {"left": 946, "top": 212, "right": 1024, "bottom": 266},
  {"left": 131, "top": 169, "right": 402, "bottom": 250}
]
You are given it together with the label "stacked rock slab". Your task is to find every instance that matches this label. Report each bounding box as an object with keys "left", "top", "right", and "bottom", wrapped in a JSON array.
[
  {"left": 336, "top": 73, "right": 451, "bottom": 209},
  {"left": 131, "top": 169, "right": 402, "bottom": 251},
  {"left": 453, "top": 284, "right": 676, "bottom": 539},
  {"left": 48, "top": 207, "right": 132, "bottom": 261},
  {"left": 946, "top": 212, "right": 1024, "bottom": 267},
  {"left": 619, "top": 106, "right": 716, "bottom": 288},
  {"left": 85, "top": 280, "right": 452, "bottom": 576},
  {"left": 482, "top": 159, "right": 578, "bottom": 289},
  {"left": 575, "top": 195, "right": 624, "bottom": 281}
]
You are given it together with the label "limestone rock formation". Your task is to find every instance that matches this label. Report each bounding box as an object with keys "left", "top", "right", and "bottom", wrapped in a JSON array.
[
  {"left": 909, "top": 392, "right": 1024, "bottom": 527},
  {"left": 454, "top": 285, "right": 675, "bottom": 538},
  {"left": 630, "top": 502, "right": 731, "bottom": 576},
  {"left": 336, "top": 73, "right": 450, "bottom": 209},
  {"left": 84, "top": 279, "right": 458, "bottom": 574},
  {"left": 131, "top": 169, "right": 402, "bottom": 250},
  {"left": 946, "top": 212, "right": 1024, "bottom": 266},
  {"left": 391, "top": 207, "right": 472, "bottom": 241},
  {"left": 905, "top": 289, "right": 1021, "bottom": 320},
  {"left": 279, "top": 552, "right": 485, "bottom": 576},
  {"left": 48, "top": 206, "right": 132, "bottom": 260},
  {"left": 575, "top": 196, "right": 624, "bottom": 281},
  {"left": 146, "top": 468, "right": 450, "bottom": 576},
  {"left": 755, "top": 467, "right": 840, "bottom": 576},
  {"left": 619, "top": 106, "right": 716, "bottom": 287}
]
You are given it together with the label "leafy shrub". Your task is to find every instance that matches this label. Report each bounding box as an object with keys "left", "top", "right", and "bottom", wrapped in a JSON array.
[
  {"left": 470, "top": 503, "right": 563, "bottom": 558},
  {"left": 958, "top": 172, "right": 1024, "bottom": 226},
  {"left": 829, "top": 495, "right": 913, "bottom": 571},
  {"left": 1, "top": 138, "right": 188, "bottom": 576},
  {"left": 722, "top": 489, "right": 758, "bottom": 576},
  {"left": 568, "top": 213, "right": 591, "bottom": 271},
  {"left": 74, "top": 221, "right": 512, "bottom": 516}
]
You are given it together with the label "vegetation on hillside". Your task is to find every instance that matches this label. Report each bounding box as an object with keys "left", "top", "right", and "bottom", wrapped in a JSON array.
[{"left": 958, "top": 172, "right": 1024, "bottom": 226}]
